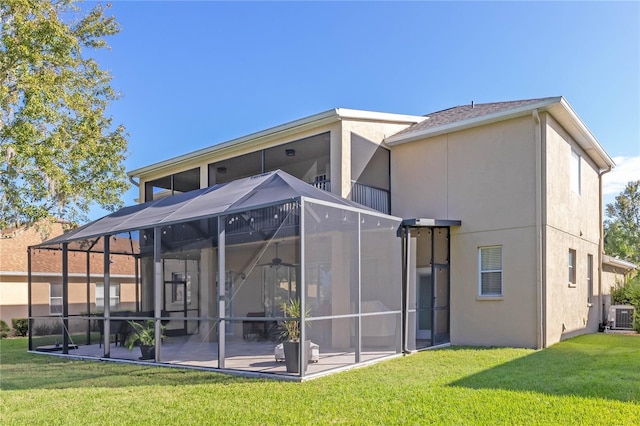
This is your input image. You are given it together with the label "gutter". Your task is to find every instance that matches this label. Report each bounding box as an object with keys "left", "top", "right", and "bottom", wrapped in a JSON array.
[
  {"left": 532, "top": 109, "right": 545, "bottom": 349},
  {"left": 602, "top": 255, "right": 638, "bottom": 270}
]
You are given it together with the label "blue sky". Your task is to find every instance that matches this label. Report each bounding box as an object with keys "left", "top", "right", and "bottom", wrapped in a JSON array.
[{"left": 86, "top": 1, "right": 639, "bottom": 218}]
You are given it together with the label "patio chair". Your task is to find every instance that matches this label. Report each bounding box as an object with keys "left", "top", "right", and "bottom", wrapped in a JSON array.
[{"left": 97, "top": 311, "right": 131, "bottom": 348}]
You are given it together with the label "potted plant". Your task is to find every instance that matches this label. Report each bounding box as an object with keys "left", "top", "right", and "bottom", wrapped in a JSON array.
[
  {"left": 125, "top": 320, "right": 165, "bottom": 360},
  {"left": 280, "top": 298, "right": 310, "bottom": 373}
]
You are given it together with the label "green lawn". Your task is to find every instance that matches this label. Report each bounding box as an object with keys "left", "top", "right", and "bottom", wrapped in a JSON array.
[{"left": 1, "top": 334, "right": 638, "bottom": 425}]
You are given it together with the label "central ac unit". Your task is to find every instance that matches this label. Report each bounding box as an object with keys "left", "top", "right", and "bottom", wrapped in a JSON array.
[{"left": 608, "top": 305, "right": 636, "bottom": 330}]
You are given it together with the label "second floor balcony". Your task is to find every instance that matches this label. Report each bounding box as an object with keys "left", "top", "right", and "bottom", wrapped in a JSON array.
[{"left": 310, "top": 179, "right": 390, "bottom": 215}]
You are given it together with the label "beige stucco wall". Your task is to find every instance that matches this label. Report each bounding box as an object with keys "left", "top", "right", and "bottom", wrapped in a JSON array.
[
  {"left": 392, "top": 115, "right": 540, "bottom": 348},
  {"left": 451, "top": 228, "right": 538, "bottom": 347},
  {"left": 1, "top": 276, "right": 135, "bottom": 326},
  {"left": 542, "top": 113, "right": 602, "bottom": 344},
  {"left": 0, "top": 279, "right": 28, "bottom": 323},
  {"left": 341, "top": 119, "right": 413, "bottom": 196}
]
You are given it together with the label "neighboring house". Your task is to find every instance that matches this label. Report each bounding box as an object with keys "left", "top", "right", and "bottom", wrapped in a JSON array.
[
  {"left": 0, "top": 221, "right": 137, "bottom": 329},
  {"left": 601, "top": 255, "right": 638, "bottom": 316},
  {"left": 28, "top": 96, "right": 616, "bottom": 379},
  {"left": 602, "top": 255, "right": 638, "bottom": 288}
]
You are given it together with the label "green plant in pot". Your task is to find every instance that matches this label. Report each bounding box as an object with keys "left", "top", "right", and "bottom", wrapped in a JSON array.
[
  {"left": 125, "top": 320, "right": 165, "bottom": 360},
  {"left": 280, "top": 298, "right": 311, "bottom": 373}
]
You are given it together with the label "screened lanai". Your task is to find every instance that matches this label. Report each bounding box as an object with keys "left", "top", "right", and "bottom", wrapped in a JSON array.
[{"left": 29, "top": 170, "right": 403, "bottom": 379}]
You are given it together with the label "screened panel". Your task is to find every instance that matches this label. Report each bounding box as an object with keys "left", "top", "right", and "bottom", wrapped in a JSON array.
[
  {"left": 138, "top": 229, "right": 157, "bottom": 315},
  {"left": 361, "top": 215, "right": 401, "bottom": 312},
  {"left": 264, "top": 133, "right": 330, "bottom": 185},
  {"left": 304, "top": 317, "right": 356, "bottom": 375},
  {"left": 406, "top": 311, "right": 417, "bottom": 351},
  {"left": 433, "top": 228, "right": 449, "bottom": 265},
  {"left": 304, "top": 202, "right": 358, "bottom": 317},
  {"left": 361, "top": 312, "right": 401, "bottom": 360},
  {"left": 156, "top": 319, "right": 218, "bottom": 369},
  {"left": 31, "top": 316, "right": 65, "bottom": 350},
  {"left": 434, "top": 310, "right": 450, "bottom": 345},
  {"left": 434, "top": 267, "right": 449, "bottom": 309},
  {"left": 144, "top": 167, "right": 200, "bottom": 202},
  {"left": 209, "top": 151, "right": 263, "bottom": 186}
]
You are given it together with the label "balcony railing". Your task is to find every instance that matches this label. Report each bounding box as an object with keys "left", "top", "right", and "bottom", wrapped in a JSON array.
[
  {"left": 310, "top": 179, "right": 331, "bottom": 192},
  {"left": 350, "top": 181, "right": 390, "bottom": 215},
  {"left": 307, "top": 179, "right": 390, "bottom": 215}
]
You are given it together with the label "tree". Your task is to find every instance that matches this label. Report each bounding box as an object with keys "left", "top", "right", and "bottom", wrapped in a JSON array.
[
  {"left": 604, "top": 180, "right": 640, "bottom": 266},
  {"left": 0, "top": 0, "right": 128, "bottom": 233}
]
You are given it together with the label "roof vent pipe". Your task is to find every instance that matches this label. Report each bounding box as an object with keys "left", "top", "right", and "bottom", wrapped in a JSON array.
[{"left": 471, "top": 101, "right": 474, "bottom": 108}]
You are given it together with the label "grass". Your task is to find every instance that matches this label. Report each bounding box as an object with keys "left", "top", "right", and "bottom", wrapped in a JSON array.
[{"left": 1, "top": 333, "right": 638, "bottom": 425}]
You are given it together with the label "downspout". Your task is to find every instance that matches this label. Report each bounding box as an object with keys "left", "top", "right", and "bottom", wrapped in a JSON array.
[
  {"left": 598, "top": 166, "right": 613, "bottom": 327},
  {"left": 402, "top": 226, "right": 411, "bottom": 354},
  {"left": 533, "top": 109, "right": 544, "bottom": 349},
  {"left": 129, "top": 175, "right": 142, "bottom": 203}
]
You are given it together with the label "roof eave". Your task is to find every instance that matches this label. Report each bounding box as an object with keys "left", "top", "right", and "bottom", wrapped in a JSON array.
[
  {"left": 385, "top": 97, "right": 615, "bottom": 171},
  {"left": 335, "top": 108, "right": 426, "bottom": 124},
  {"left": 385, "top": 97, "right": 563, "bottom": 145},
  {"left": 128, "top": 109, "right": 341, "bottom": 178},
  {"left": 128, "top": 109, "right": 425, "bottom": 179},
  {"left": 550, "top": 98, "right": 615, "bottom": 170},
  {"left": 603, "top": 255, "right": 638, "bottom": 270}
]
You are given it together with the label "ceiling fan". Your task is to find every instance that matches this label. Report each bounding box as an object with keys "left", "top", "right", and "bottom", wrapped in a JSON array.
[{"left": 259, "top": 242, "right": 296, "bottom": 269}]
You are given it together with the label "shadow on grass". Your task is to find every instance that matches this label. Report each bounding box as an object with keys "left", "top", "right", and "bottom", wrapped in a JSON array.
[
  {"left": 0, "top": 339, "right": 260, "bottom": 390},
  {"left": 448, "top": 334, "right": 640, "bottom": 403}
]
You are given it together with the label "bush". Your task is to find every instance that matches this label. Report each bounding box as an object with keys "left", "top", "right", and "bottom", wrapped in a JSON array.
[
  {"left": 611, "top": 284, "right": 627, "bottom": 305},
  {"left": 33, "top": 322, "right": 65, "bottom": 336},
  {"left": 33, "top": 323, "right": 51, "bottom": 336},
  {"left": 50, "top": 322, "right": 63, "bottom": 334},
  {"left": 11, "top": 318, "right": 28, "bottom": 337},
  {"left": 0, "top": 320, "right": 10, "bottom": 338}
]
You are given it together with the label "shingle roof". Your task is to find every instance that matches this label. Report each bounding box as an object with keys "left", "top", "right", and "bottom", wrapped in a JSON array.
[{"left": 390, "top": 97, "right": 560, "bottom": 139}]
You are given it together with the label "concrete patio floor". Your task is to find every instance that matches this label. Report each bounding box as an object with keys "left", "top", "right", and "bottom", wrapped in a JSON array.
[{"left": 39, "top": 335, "right": 398, "bottom": 378}]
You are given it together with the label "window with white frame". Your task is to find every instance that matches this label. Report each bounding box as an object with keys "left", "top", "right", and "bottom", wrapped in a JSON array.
[
  {"left": 587, "top": 254, "right": 593, "bottom": 303},
  {"left": 570, "top": 149, "right": 581, "bottom": 194},
  {"left": 568, "top": 249, "right": 576, "bottom": 286},
  {"left": 49, "top": 283, "right": 63, "bottom": 315},
  {"left": 95, "top": 282, "right": 120, "bottom": 309},
  {"left": 479, "top": 246, "right": 502, "bottom": 296}
]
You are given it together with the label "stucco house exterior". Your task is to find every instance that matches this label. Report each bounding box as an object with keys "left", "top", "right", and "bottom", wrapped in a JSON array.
[
  {"left": 131, "top": 96, "right": 615, "bottom": 347},
  {"left": 27, "top": 96, "right": 617, "bottom": 379}
]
